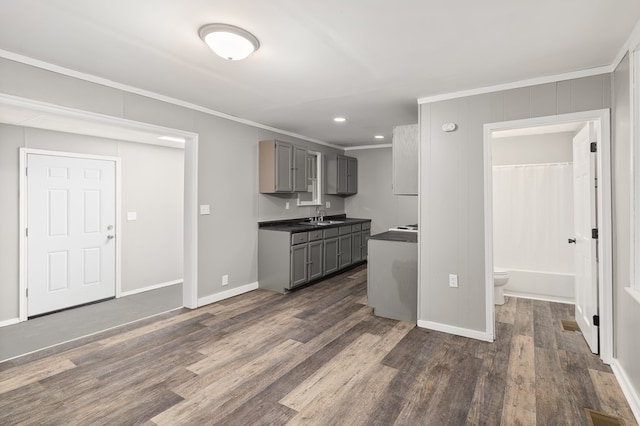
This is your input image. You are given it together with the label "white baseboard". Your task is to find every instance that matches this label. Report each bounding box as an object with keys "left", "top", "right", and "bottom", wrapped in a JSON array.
[
  {"left": 198, "top": 281, "right": 259, "bottom": 307},
  {"left": 0, "top": 317, "right": 21, "bottom": 328},
  {"left": 611, "top": 359, "right": 640, "bottom": 423},
  {"left": 504, "top": 291, "right": 575, "bottom": 305},
  {"left": 120, "top": 279, "right": 183, "bottom": 298},
  {"left": 417, "top": 320, "right": 494, "bottom": 342}
]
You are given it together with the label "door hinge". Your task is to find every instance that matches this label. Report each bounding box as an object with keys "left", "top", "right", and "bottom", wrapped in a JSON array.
[
  {"left": 592, "top": 228, "right": 598, "bottom": 239},
  {"left": 590, "top": 142, "right": 597, "bottom": 152},
  {"left": 25, "top": 167, "right": 28, "bottom": 176},
  {"left": 593, "top": 314, "right": 600, "bottom": 326},
  {"left": 25, "top": 228, "right": 28, "bottom": 237},
  {"left": 26, "top": 288, "right": 28, "bottom": 297}
]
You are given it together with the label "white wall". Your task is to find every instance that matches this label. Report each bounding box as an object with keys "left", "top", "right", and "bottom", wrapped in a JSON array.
[
  {"left": 344, "top": 147, "right": 418, "bottom": 235},
  {"left": 0, "top": 123, "right": 185, "bottom": 320}
]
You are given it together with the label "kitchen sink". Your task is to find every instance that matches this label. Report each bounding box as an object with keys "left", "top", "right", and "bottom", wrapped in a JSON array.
[{"left": 299, "top": 220, "right": 344, "bottom": 226}]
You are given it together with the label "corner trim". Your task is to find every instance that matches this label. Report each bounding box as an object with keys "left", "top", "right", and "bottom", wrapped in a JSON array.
[
  {"left": 120, "top": 279, "right": 183, "bottom": 298},
  {"left": 0, "top": 49, "right": 342, "bottom": 150},
  {"left": 417, "top": 65, "right": 612, "bottom": 105},
  {"left": 0, "top": 318, "right": 20, "bottom": 328},
  {"left": 417, "top": 320, "right": 494, "bottom": 342},
  {"left": 197, "top": 282, "right": 259, "bottom": 307},
  {"left": 611, "top": 359, "right": 640, "bottom": 424}
]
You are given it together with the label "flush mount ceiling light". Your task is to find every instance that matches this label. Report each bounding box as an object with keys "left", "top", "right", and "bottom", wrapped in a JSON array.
[
  {"left": 333, "top": 117, "right": 347, "bottom": 123},
  {"left": 199, "top": 23, "right": 260, "bottom": 61}
]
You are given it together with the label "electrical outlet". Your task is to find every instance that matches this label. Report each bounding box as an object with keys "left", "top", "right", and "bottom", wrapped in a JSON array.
[
  {"left": 325, "top": 201, "right": 331, "bottom": 209},
  {"left": 222, "top": 274, "right": 229, "bottom": 286},
  {"left": 449, "top": 274, "right": 458, "bottom": 288},
  {"left": 285, "top": 202, "right": 290, "bottom": 210}
]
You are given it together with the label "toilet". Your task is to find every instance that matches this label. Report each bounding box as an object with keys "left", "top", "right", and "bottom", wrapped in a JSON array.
[{"left": 493, "top": 268, "right": 510, "bottom": 305}]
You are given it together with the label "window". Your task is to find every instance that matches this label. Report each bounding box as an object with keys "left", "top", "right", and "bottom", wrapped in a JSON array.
[{"left": 297, "top": 151, "right": 322, "bottom": 206}]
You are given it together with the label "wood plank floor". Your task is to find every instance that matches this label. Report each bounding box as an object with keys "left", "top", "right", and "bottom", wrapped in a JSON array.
[{"left": 0, "top": 265, "right": 636, "bottom": 425}]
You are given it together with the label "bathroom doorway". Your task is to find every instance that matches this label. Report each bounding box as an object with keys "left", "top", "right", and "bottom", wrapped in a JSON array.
[{"left": 483, "top": 109, "right": 612, "bottom": 363}]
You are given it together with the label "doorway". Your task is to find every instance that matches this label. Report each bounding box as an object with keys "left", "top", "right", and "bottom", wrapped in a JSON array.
[{"left": 483, "top": 109, "right": 613, "bottom": 363}]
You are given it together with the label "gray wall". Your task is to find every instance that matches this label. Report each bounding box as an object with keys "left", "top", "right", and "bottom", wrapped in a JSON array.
[
  {"left": 612, "top": 54, "right": 640, "bottom": 401},
  {"left": 0, "top": 57, "right": 346, "bottom": 319},
  {"left": 419, "top": 74, "right": 611, "bottom": 333},
  {"left": 0, "top": 123, "right": 185, "bottom": 321},
  {"left": 492, "top": 132, "right": 574, "bottom": 165},
  {"left": 344, "top": 147, "right": 418, "bottom": 235}
]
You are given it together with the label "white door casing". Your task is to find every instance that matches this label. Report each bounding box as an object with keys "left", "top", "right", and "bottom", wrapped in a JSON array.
[
  {"left": 27, "top": 153, "right": 116, "bottom": 316},
  {"left": 572, "top": 122, "right": 599, "bottom": 353}
]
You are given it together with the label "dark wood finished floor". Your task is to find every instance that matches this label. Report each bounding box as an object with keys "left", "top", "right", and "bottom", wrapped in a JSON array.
[{"left": 0, "top": 265, "right": 636, "bottom": 425}]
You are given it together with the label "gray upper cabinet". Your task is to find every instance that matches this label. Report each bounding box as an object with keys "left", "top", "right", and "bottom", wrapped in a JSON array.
[
  {"left": 392, "top": 124, "right": 418, "bottom": 195},
  {"left": 326, "top": 154, "right": 358, "bottom": 196},
  {"left": 259, "top": 140, "right": 308, "bottom": 193}
]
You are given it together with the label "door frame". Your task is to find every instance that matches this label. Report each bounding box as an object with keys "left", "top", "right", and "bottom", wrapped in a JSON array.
[
  {"left": 20, "top": 149, "right": 121, "bottom": 318},
  {"left": 6, "top": 94, "right": 200, "bottom": 322},
  {"left": 483, "top": 109, "right": 613, "bottom": 364}
]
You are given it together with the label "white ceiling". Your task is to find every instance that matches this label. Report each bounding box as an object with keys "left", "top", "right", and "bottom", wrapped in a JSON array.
[{"left": 0, "top": 0, "right": 638, "bottom": 147}]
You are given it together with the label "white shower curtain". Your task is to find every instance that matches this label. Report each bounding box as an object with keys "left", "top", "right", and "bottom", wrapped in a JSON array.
[{"left": 493, "top": 163, "right": 574, "bottom": 274}]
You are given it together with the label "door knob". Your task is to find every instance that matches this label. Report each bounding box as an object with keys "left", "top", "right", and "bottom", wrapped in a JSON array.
[
  {"left": 107, "top": 235, "right": 115, "bottom": 240},
  {"left": 568, "top": 238, "right": 576, "bottom": 244}
]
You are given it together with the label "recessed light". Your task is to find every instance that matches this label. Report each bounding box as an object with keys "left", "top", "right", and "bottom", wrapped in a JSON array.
[
  {"left": 333, "top": 117, "right": 346, "bottom": 123},
  {"left": 199, "top": 23, "right": 260, "bottom": 61},
  {"left": 374, "top": 135, "right": 385, "bottom": 139},
  {"left": 158, "top": 136, "right": 186, "bottom": 143}
]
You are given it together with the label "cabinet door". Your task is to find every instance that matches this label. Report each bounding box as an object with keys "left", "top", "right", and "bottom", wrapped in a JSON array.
[
  {"left": 275, "top": 141, "right": 293, "bottom": 192},
  {"left": 338, "top": 234, "right": 352, "bottom": 269},
  {"left": 351, "top": 231, "right": 362, "bottom": 263},
  {"left": 362, "top": 230, "right": 371, "bottom": 259},
  {"left": 308, "top": 240, "right": 323, "bottom": 281},
  {"left": 293, "top": 146, "right": 308, "bottom": 192},
  {"left": 290, "top": 244, "right": 308, "bottom": 287},
  {"left": 323, "top": 237, "right": 339, "bottom": 275},
  {"left": 336, "top": 155, "right": 348, "bottom": 194},
  {"left": 347, "top": 157, "right": 358, "bottom": 194}
]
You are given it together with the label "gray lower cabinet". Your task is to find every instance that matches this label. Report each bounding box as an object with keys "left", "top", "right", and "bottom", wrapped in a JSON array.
[
  {"left": 338, "top": 234, "right": 352, "bottom": 269},
  {"left": 308, "top": 240, "right": 323, "bottom": 280},
  {"left": 323, "top": 237, "right": 339, "bottom": 275},
  {"left": 258, "top": 220, "right": 370, "bottom": 293},
  {"left": 290, "top": 243, "right": 308, "bottom": 287}
]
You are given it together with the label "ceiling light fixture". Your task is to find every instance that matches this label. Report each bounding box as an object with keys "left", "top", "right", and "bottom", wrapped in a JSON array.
[
  {"left": 333, "top": 117, "right": 347, "bottom": 123},
  {"left": 374, "top": 135, "right": 384, "bottom": 139},
  {"left": 199, "top": 23, "right": 260, "bottom": 61}
]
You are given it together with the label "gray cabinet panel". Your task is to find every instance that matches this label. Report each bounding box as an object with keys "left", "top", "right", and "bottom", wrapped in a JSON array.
[
  {"left": 308, "top": 240, "right": 323, "bottom": 281},
  {"left": 351, "top": 231, "right": 362, "bottom": 263},
  {"left": 338, "top": 234, "right": 352, "bottom": 269},
  {"left": 325, "top": 154, "right": 358, "bottom": 195},
  {"left": 290, "top": 244, "right": 308, "bottom": 287},
  {"left": 347, "top": 157, "right": 357, "bottom": 194},
  {"left": 276, "top": 141, "right": 293, "bottom": 192},
  {"left": 293, "top": 145, "right": 308, "bottom": 192},
  {"left": 323, "top": 237, "right": 339, "bottom": 275}
]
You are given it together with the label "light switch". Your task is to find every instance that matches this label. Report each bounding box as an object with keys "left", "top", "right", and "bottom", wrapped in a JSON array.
[
  {"left": 200, "top": 204, "right": 210, "bottom": 215},
  {"left": 285, "top": 202, "right": 290, "bottom": 210},
  {"left": 326, "top": 201, "right": 331, "bottom": 209},
  {"left": 449, "top": 274, "right": 459, "bottom": 288},
  {"left": 127, "top": 212, "right": 137, "bottom": 221}
]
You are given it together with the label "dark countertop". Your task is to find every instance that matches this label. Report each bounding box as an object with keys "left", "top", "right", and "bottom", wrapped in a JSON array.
[
  {"left": 369, "top": 231, "right": 418, "bottom": 243},
  {"left": 258, "top": 214, "right": 371, "bottom": 233}
]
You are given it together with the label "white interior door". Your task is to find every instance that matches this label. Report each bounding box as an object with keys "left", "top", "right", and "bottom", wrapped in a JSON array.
[
  {"left": 27, "top": 153, "right": 116, "bottom": 316},
  {"left": 572, "top": 122, "right": 599, "bottom": 353}
]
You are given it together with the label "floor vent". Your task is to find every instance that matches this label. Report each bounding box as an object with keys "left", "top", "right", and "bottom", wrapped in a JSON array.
[
  {"left": 585, "top": 408, "right": 626, "bottom": 426},
  {"left": 561, "top": 319, "right": 580, "bottom": 332}
]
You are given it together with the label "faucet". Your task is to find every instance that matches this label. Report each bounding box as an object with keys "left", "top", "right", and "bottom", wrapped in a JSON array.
[{"left": 315, "top": 206, "right": 326, "bottom": 222}]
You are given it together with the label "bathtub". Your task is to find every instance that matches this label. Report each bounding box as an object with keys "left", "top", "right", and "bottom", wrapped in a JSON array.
[{"left": 501, "top": 268, "right": 574, "bottom": 304}]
